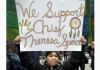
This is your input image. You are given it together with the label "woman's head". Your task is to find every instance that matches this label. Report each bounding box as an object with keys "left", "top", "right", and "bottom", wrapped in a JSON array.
[{"left": 45, "top": 51, "right": 59, "bottom": 67}]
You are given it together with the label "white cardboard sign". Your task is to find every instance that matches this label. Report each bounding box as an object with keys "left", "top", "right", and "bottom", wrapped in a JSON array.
[{"left": 15, "top": 0, "right": 85, "bottom": 51}]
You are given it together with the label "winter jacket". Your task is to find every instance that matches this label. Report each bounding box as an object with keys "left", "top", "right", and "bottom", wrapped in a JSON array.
[{"left": 41, "top": 64, "right": 64, "bottom": 70}]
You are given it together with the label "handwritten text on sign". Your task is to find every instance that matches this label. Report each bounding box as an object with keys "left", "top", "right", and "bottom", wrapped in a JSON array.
[{"left": 15, "top": 0, "right": 85, "bottom": 51}]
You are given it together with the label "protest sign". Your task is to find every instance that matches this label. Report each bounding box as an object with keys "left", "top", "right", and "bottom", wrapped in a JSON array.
[{"left": 15, "top": 0, "right": 85, "bottom": 51}]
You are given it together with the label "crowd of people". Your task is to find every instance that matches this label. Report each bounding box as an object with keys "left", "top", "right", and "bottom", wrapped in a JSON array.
[{"left": 7, "top": 36, "right": 94, "bottom": 70}]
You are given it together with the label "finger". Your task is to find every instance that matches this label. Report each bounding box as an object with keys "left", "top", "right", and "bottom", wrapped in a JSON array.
[{"left": 14, "top": 35, "right": 20, "bottom": 41}]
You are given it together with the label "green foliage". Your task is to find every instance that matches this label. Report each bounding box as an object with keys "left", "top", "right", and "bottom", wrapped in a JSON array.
[
  {"left": 86, "top": 0, "right": 94, "bottom": 43},
  {"left": 7, "top": 0, "right": 19, "bottom": 40},
  {"left": 7, "top": 27, "right": 19, "bottom": 40}
]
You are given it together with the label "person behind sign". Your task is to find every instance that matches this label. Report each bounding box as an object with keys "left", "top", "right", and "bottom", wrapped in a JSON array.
[
  {"left": 41, "top": 51, "right": 64, "bottom": 70},
  {"left": 14, "top": 36, "right": 41, "bottom": 70},
  {"left": 13, "top": 39, "right": 64, "bottom": 70},
  {"left": 64, "top": 32, "right": 87, "bottom": 70},
  {"left": 63, "top": 36, "right": 87, "bottom": 70}
]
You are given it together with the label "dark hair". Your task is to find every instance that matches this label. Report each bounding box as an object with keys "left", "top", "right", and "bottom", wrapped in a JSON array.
[
  {"left": 45, "top": 51, "right": 59, "bottom": 58},
  {"left": 7, "top": 41, "right": 16, "bottom": 50}
]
